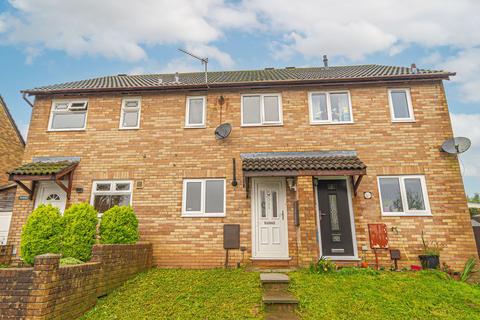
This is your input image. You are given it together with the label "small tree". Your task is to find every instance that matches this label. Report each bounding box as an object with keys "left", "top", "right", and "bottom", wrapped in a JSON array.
[
  {"left": 20, "top": 205, "right": 63, "bottom": 265},
  {"left": 62, "top": 203, "right": 98, "bottom": 261},
  {"left": 99, "top": 206, "right": 139, "bottom": 244}
]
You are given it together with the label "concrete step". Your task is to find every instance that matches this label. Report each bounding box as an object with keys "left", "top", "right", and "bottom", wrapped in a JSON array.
[
  {"left": 265, "top": 311, "right": 299, "bottom": 320},
  {"left": 260, "top": 273, "right": 290, "bottom": 291},
  {"left": 263, "top": 291, "right": 299, "bottom": 313}
]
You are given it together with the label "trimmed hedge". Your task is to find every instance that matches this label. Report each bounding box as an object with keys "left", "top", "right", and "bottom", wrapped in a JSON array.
[
  {"left": 20, "top": 204, "right": 63, "bottom": 265},
  {"left": 99, "top": 206, "right": 139, "bottom": 244},
  {"left": 62, "top": 203, "right": 98, "bottom": 261}
]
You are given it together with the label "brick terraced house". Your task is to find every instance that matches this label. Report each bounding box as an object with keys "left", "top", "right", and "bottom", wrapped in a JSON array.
[
  {"left": 6, "top": 64, "right": 478, "bottom": 269},
  {"left": 0, "top": 96, "right": 25, "bottom": 245}
]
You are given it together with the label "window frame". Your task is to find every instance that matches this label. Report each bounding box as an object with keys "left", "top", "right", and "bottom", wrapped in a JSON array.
[
  {"left": 388, "top": 88, "right": 415, "bottom": 122},
  {"left": 119, "top": 97, "right": 141, "bottom": 130},
  {"left": 181, "top": 178, "right": 226, "bottom": 217},
  {"left": 240, "top": 93, "right": 283, "bottom": 127},
  {"left": 48, "top": 99, "right": 89, "bottom": 131},
  {"left": 185, "top": 96, "right": 207, "bottom": 128},
  {"left": 90, "top": 180, "right": 133, "bottom": 215},
  {"left": 308, "top": 91, "right": 354, "bottom": 125},
  {"left": 377, "top": 175, "right": 431, "bottom": 216}
]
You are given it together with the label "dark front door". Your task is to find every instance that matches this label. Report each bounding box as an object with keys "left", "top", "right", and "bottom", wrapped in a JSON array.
[{"left": 317, "top": 179, "right": 355, "bottom": 257}]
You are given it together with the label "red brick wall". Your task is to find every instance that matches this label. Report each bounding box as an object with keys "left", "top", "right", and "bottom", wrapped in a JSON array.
[
  {"left": 7, "top": 80, "right": 477, "bottom": 270},
  {"left": 0, "top": 243, "right": 152, "bottom": 319}
]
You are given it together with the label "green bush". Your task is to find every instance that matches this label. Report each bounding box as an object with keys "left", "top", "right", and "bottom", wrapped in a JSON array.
[
  {"left": 99, "top": 206, "right": 139, "bottom": 244},
  {"left": 20, "top": 204, "right": 63, "bottom": 265},
  {"left": 60, "top": 257, "right": 84, "bottom": 265},
  {"left": 62, "top": 203, "right": 98, "bottom": 261}
]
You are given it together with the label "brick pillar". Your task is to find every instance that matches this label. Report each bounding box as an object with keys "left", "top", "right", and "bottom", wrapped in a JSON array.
[
  {"left": 26, "top": 254, "right": 61, "bottom": 319},
  {"left": 296, "top": 176, "right": 319, "bottom": 266}
]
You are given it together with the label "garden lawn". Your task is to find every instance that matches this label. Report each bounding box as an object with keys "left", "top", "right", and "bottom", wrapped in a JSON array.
[
  {"left": 290, "top": 269, "right": 480, "bottom": 320},
  {"left": 81, "top": 268, "right": 263, "bottom": 320}
]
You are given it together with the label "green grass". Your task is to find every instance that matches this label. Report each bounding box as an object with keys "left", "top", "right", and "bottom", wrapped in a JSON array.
[
  {"left": 81, "top": 268, "right": 263, "bottom": 320},
  {"left": 290, "top": 269, "right": 480, "bottom": 320}
]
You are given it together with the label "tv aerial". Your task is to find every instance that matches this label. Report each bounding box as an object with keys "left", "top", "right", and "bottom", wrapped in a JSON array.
[
  {"left": 178, "top": 48, "right": 208, "bottom": 87},
  {"left": 441, "top": 137, "right": 471, "bottom": 154}
]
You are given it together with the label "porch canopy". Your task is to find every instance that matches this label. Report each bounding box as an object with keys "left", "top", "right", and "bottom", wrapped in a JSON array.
[
  {"left": 8, "top": 159, "right": 79, "bottom": 200},
  {"left": 241, "top": 151, "right": 366, "bottom": 196}
]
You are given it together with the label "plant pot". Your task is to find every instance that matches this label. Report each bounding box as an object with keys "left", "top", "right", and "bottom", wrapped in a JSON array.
[
  {"left": 418, "top": 255, "right": 440, "bottom": 269},
  {"left": 360, "top": 261, "right": 368, "bottom": 268}
]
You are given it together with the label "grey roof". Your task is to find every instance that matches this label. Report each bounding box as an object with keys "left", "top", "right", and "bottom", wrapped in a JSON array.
[
  {"left": 241, "top": 151, "right": 366, "bottom": 172},
  {"left": 22, "top": 64, "right": 454, "bottom": 95}
]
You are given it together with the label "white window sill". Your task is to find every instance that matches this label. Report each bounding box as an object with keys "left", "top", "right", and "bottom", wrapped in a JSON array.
[
  {"left": 119, "top": 127, "right": 140, "bottom": 130},
  {"left": 184, "top": 125, "right": 206, "bottom": 129},
  {"left": 391, "top": 119, "right": 416, "bottom": 123},
  {"left": 48, "top": 128, "right": 86, "bottom": 132},
  {"left": 241, "top": 123, "right": 283, "bottom": 127},
  {"left": 382, "top": 213, "right": 432, "bottom": 217},
  {"left": 250, "top": 256, "right": 292, "bottom": 261},
  {"left": 310, "top": 121, "right": 354, "bottom": 125},
  {"left": 181, "top": 213, "right": 226, "bottom": 218}
]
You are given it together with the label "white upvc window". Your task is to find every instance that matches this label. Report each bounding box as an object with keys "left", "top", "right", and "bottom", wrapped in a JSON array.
[
  {"left": 185, "top": 96, "right": 206, "bottom": 128},
  {"left": 182, "top": 179, "right": 226, "bottom": 217},
  {"left": 48, "top": 100, "right": 88, "bottom": 131},
  {"left": 308, "top": 91, "right": 353, "bottom": 124},
  {"left": 388, "top": 88, "right": 415, "bottom": 122},
  {"left": 241, "top": 93, "right": 283, "bottom": 126},
  {"left": 90, "top": 180, "right": 133, "bottom": 214},
  {"left": 119, "top": 98, "right": 141, "bottom": 129},
  {"left": 377, "top": 175, "right": 431, "bottom": 216}
]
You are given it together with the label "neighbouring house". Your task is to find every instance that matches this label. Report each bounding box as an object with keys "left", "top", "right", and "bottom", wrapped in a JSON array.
[
  {"left": 469, "top": 202, "right": 480, "bottom": 256},
  {"left": 5, "top": 64, "right": 478, "bottom": 269},
  {"left": 0, "top": 96, "right": 25, "bottom": 245}
]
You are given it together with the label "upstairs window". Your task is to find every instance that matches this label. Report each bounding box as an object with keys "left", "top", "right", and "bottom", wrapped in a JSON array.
[
  {"left": 182, "top": 179, "right": 225, "bottom": 217},
  {"left": 185, "top": 96, "right": 206, "bottom": 128},
  {"left": 309, "top": 91, "right": 353, "bottom": 124},
  {"left": 91, "top": 181, "right": 133, "bottom": 214},
  {"left": 378, "top": 175, "right": 430, "bottom": 216},
  {"left": 120, "top": 98, "right": 141, "bottom": 129},
  {"left": 241, "top": 94, "right": 282, "bottom": 126},
  {"left": 388, "top": 88, "right": 414, "bottom": 122},
  {"left": 49, "top": 100, "right": 88, "bottom": 131}
]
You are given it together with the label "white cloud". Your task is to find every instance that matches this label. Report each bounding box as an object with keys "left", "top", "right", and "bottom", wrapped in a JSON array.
[
  {"left": 439, "top": 48, "right": 480, "bottom": 102},
  {"left": 451, "top": 113, "right": 480, "bottom": 177},
  {"left": 0, "top": 0, "right": 245, "bottom": 66}
]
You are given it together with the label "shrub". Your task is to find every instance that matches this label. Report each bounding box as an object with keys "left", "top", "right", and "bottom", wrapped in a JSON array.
[
  {"left": 62, "top": 203, "right": 98, "bottom": 261},
  {"left": 337, "top": 267, "right": 380, "bottom": 276},
  {"left": 309, "top": 257, "right": 337, "bottom": 274},
  {"left": 99, "top": 206, "right": 139, "bottom": 244},
  {"left": 20, "top": 204, "right": 63, "bottom": 265},
  {"left": 60, "top": 257, "right": 84, "bottom": 265}
]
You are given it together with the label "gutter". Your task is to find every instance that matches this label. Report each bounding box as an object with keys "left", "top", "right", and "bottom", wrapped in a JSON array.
[{"left": 21, "top": 72, "right": 456, "bottom": 97}]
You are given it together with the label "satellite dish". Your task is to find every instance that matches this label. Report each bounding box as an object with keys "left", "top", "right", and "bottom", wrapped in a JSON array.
[
  {"left": 215, "top": 123, "right": 232, "bottom": 140},
  {"left": 441, "top": 137, "right": 471, "bottom": 154}
]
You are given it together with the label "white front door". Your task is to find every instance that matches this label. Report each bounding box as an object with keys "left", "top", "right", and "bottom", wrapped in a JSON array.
[
  {"left": 0, "top": 212, "right": 12, "bottom": 245},
  {"left": 35, "top": 181, "right": 67, "bottom": 214},
  {"left": 252, "top": 178, "right": 289, "bottom": 259}
]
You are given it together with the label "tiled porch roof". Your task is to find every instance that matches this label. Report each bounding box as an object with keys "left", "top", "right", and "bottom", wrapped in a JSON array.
[
  {"left": 8, "top": 161, "right": 78, "bottom": 176},
  {"left": 241, "top": 151, "right": 366, "bottom": 172}
]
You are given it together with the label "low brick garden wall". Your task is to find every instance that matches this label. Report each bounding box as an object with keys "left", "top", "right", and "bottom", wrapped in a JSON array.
[{"left": 0, "top": 242, "right": 152, "bottom": 319}]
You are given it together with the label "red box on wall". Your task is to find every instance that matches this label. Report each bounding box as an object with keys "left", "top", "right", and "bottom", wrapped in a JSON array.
[{"left": 368, "top": 224, "right": 389, "bottom": 249}]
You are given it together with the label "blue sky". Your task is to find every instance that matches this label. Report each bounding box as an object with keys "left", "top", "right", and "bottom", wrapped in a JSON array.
[{"left": 1, "top": 0, "right": 479, "bottom": 195}]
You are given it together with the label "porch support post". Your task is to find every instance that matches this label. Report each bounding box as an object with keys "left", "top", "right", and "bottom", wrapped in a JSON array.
[{"left": 295, "top": 176, "right": 319, "bottom": 267}]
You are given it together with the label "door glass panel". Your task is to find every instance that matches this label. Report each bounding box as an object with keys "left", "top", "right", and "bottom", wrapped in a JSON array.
[
  {"left": 379, "top": 178, "right": 404, "bottom": 212},
  {"left": 272, "top": 191, "right": 278, "bottom": 218},
  {"left": 405, "top": 178, "right": 426, "bottom": 210},
  {"left": 94, "top": 195, "right": 111, "bottom": 213},
  {"left": 329, "top": 194, "right": 340, "bottom": 231},
  {"left": 260, "top": 190, "right": 266, "bottom": 218},
  {"left": 46, "top": 194, "right": 61, "bottom": 201}
]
